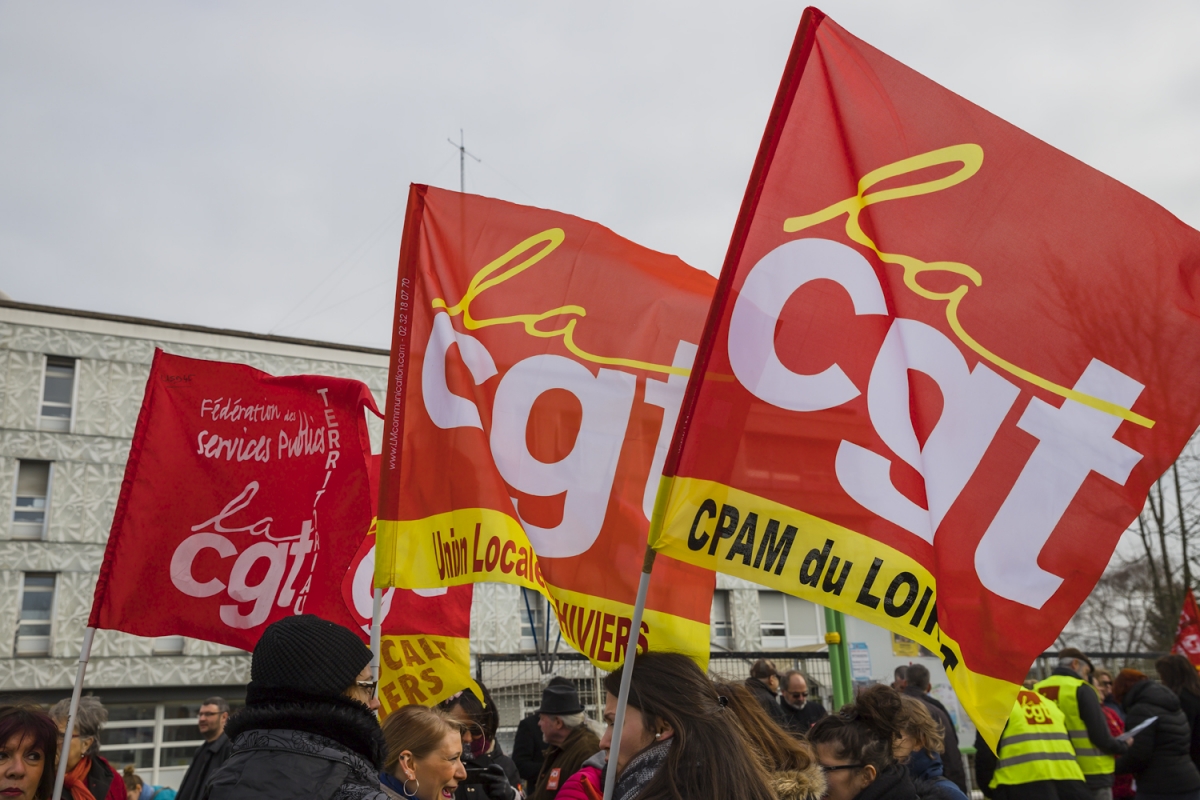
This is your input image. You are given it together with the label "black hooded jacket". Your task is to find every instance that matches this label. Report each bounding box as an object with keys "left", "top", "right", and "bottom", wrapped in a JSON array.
[
  {"left": 1115, "top": 679, "right": 1200, "bottom": 794},
  {"left": 202, "top": 694, "right": 387, "bottom": 800}
]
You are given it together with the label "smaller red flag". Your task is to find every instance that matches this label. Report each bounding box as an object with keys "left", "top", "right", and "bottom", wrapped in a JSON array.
[
  {"left": 1173, "top": 588, "right": 1200, "bottom": 666},
  {"left": 90, "top": 349, "right": 380, "bottom": 650}
]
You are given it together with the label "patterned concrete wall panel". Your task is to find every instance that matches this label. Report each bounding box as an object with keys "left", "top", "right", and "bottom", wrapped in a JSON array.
[
  {"left": 0, "top": 457, "right": 15, "bottom": 531},
  {"left": 90, "top": 628, "right": 145, "bottom": 659},
  {"left": 48, "top": 460, "right": 86, "bottom": 543},
  {"left": 730, "top": 589, "right": 763, "bottom": 651},
  {"left": 470, "top": 584, "right": 523, "bottom": 654},
  {"left": 81, "top": 463, "right": 119, "bottom": 544},
  {"left": 106, "top": 361, "right": 150, "bottom": 438},
  {"left": 0, "top": 658, "right": 77, "bottom": 692},
  {"left": 2, "top": 351, "right": 42, "bottom": 431},
  {"left": 0, "top": 655, "right": 251, "bottom": 691},
  {"left": 0, "top": 432, "right": 132, "bottom": 466},
  {"left": 0, "top": 541, "right": 105, "bottom": 573},
  {"left": 73, "top": 359, "right": 113, "bottom": 438},
  {"left": 53, "top": 571, "right": 96, "bottom": 659},
  {"left": 0, "top": 570, "right": 22, "bottom": 660}
]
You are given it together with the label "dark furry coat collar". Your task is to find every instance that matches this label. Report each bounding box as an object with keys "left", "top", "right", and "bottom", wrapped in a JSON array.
[{"left": 225, "top": 694, "right": 386, "bottom": 770}]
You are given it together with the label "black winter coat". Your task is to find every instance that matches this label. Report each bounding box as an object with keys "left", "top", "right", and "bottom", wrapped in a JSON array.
[
  {"left": 1179, "top": 687, "right": 1200, "bottom": 774},
  {"left": 744, "top": 677, "right": 788, "bottom": 727},
  {"left": 202, "top": 696, "right": 388, "bottom": 800},
  {"left": 1115, "top": 679, "right": 1200, "bottom": 794}
]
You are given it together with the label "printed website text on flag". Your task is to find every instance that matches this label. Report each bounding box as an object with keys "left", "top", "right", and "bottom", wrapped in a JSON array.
[
  {"left": 651, "top": 7, "right": 1200, "bottom": 747},
  {"left": 374, "top": 186, "right": 716, "bottom": 670}
]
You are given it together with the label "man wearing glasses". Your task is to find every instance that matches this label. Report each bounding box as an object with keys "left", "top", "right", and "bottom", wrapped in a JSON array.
[
  {"left": 779, "top": 671, "right": 827, "bottom": 735},
  {"left": 176, "top": 698, "right": 232, "bottom": 800}
]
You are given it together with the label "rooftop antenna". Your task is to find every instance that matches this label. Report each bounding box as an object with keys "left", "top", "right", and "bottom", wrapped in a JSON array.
[{"left": 447, "top": 129, "right": 481, "bottom": 193}]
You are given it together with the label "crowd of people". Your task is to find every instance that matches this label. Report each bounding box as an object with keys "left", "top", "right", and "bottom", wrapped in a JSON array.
[{"left": 4, "top": 620, "right": 1200, "bottom": 800}]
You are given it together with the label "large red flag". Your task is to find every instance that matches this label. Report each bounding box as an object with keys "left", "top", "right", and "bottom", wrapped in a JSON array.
[
  {"left": 1174, "top": 589, "right": 1200, "bottom": 666},
  {"left": 649, "top": 8, "right": 1200, "bottom": 744},
  {"left": 374, "top": 186, "right": 716, "bottom": 669},
  {"left": 90, "top": 349, "right": 380, "bottom": 649},
  {"left": 341, "top": 456, "right": 479, "bottom": 714}
]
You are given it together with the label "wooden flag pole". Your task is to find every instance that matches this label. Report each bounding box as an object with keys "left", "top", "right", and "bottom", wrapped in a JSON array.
[
  {"left": 370, "top": 587, "right": 383, "bottom": 683},
  {"left": 52, "top": 627, "right": 95, "bottom": 800}
]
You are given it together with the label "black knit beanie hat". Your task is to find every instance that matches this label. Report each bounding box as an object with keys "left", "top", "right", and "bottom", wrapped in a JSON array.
[{"left": 248, "top": 615, "right": 371, "bottom": 703}]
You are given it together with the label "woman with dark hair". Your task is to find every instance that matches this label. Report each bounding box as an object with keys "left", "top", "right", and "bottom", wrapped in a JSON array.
[
  {"left": 48, "top": 696, "right": 126, "bottom": 800},
  {"left": 593, "top": 652, "right": 775, "bottom": 800},
  {"left": 711, "top": 682, "right": 824, "bottom": 800},
  {"left": 1158, "top": 654, "right": 1200, "bottom": 773},
  {"left": 1113, "top": 668, "right": 1200, "bottom": 799},
  {"left": 808, "top": 685, "right": 915, "bottom": 800},
  {"left": 438, "top": 686, "right": 521, "bottom": 800},
  {"left": 0, "top": 704, "right": 59, "bottom": 800}
]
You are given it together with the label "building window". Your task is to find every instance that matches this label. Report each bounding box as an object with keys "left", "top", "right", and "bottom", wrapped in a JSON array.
[
  {"left": 12, "top": 460, "right": 51, "bottom": 540},
  {"left": 711, "top": 590, "right": 734, "bottom": 648},
  {"left": 758, "top": 590, "right": 821, "bottom": 648},
  {"left": 152, "top": 636, "right": 185, "bottom": 655},
  {"left": 15, "top": 573, "right": 56, "bottom": 656},
  {"left": 40, "top": 356, "right": 77, "bottom": 432},
  {"left": 100, "top": 700, "right": 243, "bottom": 788}
]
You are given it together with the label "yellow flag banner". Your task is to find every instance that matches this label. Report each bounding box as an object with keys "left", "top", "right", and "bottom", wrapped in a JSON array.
[
  {"left": 375, "top": 186, "right": 716, "bottom": 670},
  {"left": 651, "top": 8, "right": 1200, "bottom": 747},
  {"left": 342, "top": 514, "right": 480, "bottom": 717}
]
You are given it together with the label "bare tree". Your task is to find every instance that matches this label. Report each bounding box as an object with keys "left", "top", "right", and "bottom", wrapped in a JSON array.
[{"left": 1062, "top": 435, "right": 1200, "bottom": 652}]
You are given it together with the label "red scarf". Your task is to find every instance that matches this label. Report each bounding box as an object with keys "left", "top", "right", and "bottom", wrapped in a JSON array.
[{"left": 64, "top": 756, "right": 97, "bottom": 800}]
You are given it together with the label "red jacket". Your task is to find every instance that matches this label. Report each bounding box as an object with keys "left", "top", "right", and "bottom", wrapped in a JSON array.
[{"left": 554, "top": 765, "right": 602, "bottom": 800}]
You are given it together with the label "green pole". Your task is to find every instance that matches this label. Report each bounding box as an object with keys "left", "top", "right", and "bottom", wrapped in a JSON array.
[{"left": 824, "top": 606, "right": 854, "bottom": 709}]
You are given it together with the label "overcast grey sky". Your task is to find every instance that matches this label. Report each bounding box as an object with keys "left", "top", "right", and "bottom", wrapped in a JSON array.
[{"left": 3, "top": 2, "right": 1198, "bottom": 349}]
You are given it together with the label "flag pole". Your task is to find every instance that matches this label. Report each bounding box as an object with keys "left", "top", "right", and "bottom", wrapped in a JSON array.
[
  {"left": 370, "top": 587, "right": 383, "bottom": 682},
  {"left": 602, "top": 476, "right": 671, "bottom": 800},
  {"left": 823, "top": 607, "right": 854, "bottom": 708},
  {"left": 52, "top": 627, "right": 95, "bottom": 800},
  {"left": 601, "top": 549, "right": 655, "bottom": 800}
]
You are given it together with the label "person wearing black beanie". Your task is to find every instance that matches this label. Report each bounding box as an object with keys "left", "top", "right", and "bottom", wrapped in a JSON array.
[{"left": 201, "top": 615, "right": 388, "bottom": 800}]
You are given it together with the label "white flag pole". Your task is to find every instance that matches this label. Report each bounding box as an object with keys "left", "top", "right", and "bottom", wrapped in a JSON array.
[
  {"left": 601, "top": 553, "right": 654, "bottom": 800},
  {"left": 370, "top": 587, "right": 383, "bottom": 683},
  {"left": 52, "top": 626, "right": 96, "bottom": 800}
]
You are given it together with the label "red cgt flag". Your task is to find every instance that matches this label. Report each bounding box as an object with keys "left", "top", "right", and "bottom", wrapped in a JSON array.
[
  {"left": 1174, "top": 588, "right": 1200, "bottom": 666},
  {"left": 374, "top": 186, "right": 717, "bottom": 669},
  {"left": 341, "top": 456, "right": 480, "bottom": 714},
  {"left": 90, "top": 349, "right": 380, "bottom": 650},
  {"left": 649, "top": 7, "right": 1200, "bottom": 745}
]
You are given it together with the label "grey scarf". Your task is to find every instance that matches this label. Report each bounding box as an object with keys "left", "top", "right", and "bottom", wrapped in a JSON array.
[{"left": 613, "top": 740, "right": 671, "bottom": 800}]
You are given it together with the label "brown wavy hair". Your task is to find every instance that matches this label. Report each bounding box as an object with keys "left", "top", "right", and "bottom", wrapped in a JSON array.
[
  {"left": 895, "top": 695, "right": 944, "bottom": 754},
  {"left": 603, "top": 652, "right": 775, "bottom": 800},
  {"left": 712, "top": 682, "right": 816, "bottom": 772}
]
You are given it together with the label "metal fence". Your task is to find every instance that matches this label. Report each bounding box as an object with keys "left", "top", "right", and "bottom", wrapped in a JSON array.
[
  {"left": 476, "top": 650, "right": 831, "bottom": 751},
  {"left": 1029, "top": 651, "right": 1167, "bottom": 681}
]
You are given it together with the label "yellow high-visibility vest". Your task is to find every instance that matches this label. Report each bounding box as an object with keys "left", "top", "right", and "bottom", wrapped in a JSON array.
[
  {"left": 991, "top": 689, "right": 1087, "bottom": 788},
  {"left": 1035, "top": 674, "right": 1115, "bottom": 777}
]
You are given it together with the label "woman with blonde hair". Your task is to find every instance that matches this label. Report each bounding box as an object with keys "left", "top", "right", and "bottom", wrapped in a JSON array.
[
  {"left": 892, "top": 696, "right": 965, "bottom": 800},
  {"left": 380, "top": 705, "right": 468, "bottom": 800}
]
